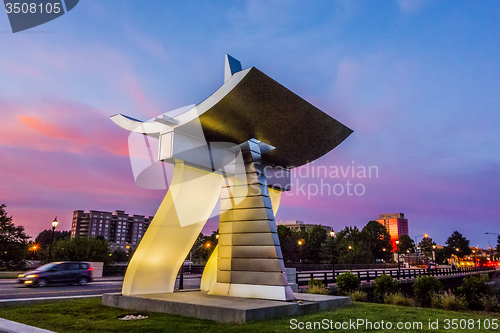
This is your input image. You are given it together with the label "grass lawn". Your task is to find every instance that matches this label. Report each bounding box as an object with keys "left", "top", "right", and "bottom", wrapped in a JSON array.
[{"left": 1, "top": 298, "right": 499, "bottom": 332}]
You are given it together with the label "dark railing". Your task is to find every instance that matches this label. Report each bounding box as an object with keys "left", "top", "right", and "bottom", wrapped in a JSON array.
[
  {"left": 288, "top": 263, "right": 398, "bottom": 271},
  {"left": 296, "top": 266, "right": 492, "bottom": 286},
  {"left": 102, "top": 264, "right": 206, "bottom": 277}
]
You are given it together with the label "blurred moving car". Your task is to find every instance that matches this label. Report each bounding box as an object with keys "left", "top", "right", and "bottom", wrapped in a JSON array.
[
  {"left": 426, "top": 262, "right": 438, "bottom": 271},
  {"left": 18, "top": 262, "right": 93, "bottom": 287}
]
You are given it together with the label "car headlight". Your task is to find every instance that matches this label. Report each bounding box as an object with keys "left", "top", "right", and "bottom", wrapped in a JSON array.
[
  {"left": 25, "top": 274, "right": 38, "bottom": 278},
  {"left": 18, "top": 274, "right": 24, "bottom": 278}
]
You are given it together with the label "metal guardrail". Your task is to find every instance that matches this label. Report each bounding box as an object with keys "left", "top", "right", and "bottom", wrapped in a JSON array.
[{"left": 296, "top": 266, "right": 493, "bottom": 286}]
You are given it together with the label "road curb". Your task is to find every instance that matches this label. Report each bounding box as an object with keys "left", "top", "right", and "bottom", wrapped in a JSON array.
[{"left": 0, "top": 295, "right": 102, "bottom": 308}]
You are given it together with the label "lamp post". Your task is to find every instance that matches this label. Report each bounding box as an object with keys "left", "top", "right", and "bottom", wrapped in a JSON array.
[
  {"left": 348, "top": 245, "right": 353, "bottom": 265},
  {"left": 395, "top": 240, "right": 400, "bottom": 278},
  {"left": 298, "top": 239, "right": 304, "bottom": 264},
  {"left": 329, "top": 231, "right": 336, "bottom": 282},
  {"left": 414, "top": 234, "right": 428, "bottom": 265},
  {"left": 486, "top": 233, "right": 499, "bottom": 261},
  {"left": 432, "top": 245, "right": 436, "bottom": 262},
  {"left": 48, "top": 217, "right": 58, "bottom": 262}
]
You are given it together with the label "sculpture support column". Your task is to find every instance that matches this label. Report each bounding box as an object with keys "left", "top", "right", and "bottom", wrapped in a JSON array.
[
  {"left": 122, "top": 162, "right": 222, "bottom": 295},
  {"left": 207, "top": 139, "right": 294, "bottom": 301},
  {"left": 200, "top": 188, "right": 282, "bottom": 292}
]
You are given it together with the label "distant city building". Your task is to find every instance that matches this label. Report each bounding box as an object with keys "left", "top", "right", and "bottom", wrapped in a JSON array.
[
  {"left": 376, "top": 213, "right": 409, "bottom": 250},
  {"left": 276, "top": 220, "right": 332, "bottom": 233},
  {"left": 71, "top": 210, "right": 153, "bottom": 251}
]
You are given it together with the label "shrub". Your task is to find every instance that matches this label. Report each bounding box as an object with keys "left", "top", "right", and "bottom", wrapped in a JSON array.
[
  {"left": 413, "top": 276, "right": 442, "bottom": 307},
  {"left": 481, "top": 295, "right": 500, "bottom": 312},
  {"left": 336, "top": 272, "right": 360, "bottom": 295},
  {"left": 307, "top": 278, "right": 329, "bottom": 295},
  {"left": 349, "top": 290, "right": 367, "bottom": 302},
  {"left": 431, "top": 291, "right": 467, "bottom": 311},
  {"left": 431, "top": 293, "right": 443, "bottom": 309},
  {"left": 384, "top": 292, "right": 414, "bottom": 307},
  {"left": 458, "top": 275, "right": 490, "bottom": 310},
  {"left": 373, "top": 274, "right": 398, "bottom": 303}
]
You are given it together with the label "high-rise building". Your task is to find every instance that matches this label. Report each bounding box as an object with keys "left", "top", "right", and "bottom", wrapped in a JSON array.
[
  {"left": 71, "top": 210, "right": 153, "bottom": 251},
  {"left": 376, "top": 213, "right": 409, "bottom": 250}
]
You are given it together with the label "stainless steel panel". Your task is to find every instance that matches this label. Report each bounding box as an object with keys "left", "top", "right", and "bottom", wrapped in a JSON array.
[
  {"left": 218, "top": 234, "right": 232, "bottom": 246},
  {"left": 218, "top": 221, "right": 233, "bottom": 234},
  {"left": 218, "top": 258, "right": 232, "bottom": 271},
  {"left": 232, "top": 208, "right": 274, "bottom": 221},
  {"left": 231, "top": 245, "right": 282, "bottom": 258},
  {"left": 217, "top": 270, "right": 231, "bottom": 283},
  {"left": 218, "top": 245, "right": 232, "bottom": 258},
  {"left": 232, "top": 233, "right": 280, "bottom": 246},
  {"left": 231, "top": 259, "right": 283, "bottom": 272},
  {"left": 220, "top": 195, "right": 270, "bottom": 211},
  {"left": 230, "top": 271, "right": 285, "bottom": 286},
  {"left": 230, "top": 220, "right": 276, "bottom": 233}
]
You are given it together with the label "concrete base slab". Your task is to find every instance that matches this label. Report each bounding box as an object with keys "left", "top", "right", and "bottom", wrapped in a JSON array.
[{"left": 102, "top": 291, "right": 351, "bottom": 323}]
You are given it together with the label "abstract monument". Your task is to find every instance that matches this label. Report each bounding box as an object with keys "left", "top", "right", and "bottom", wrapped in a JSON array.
[{"left": 111, "top": 55, "right": 352, "bottom": 302}]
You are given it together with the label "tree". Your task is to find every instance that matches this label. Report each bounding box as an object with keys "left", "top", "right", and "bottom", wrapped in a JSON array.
[
  {"left": 397, "top": 235, "right": 414, "bottom": 253},
  {"left": 445, "top": 231, "right": 471, "bottom": 258},
  {"left": 361, "top": 221, "right": 392, "bottom": 262},
  {"left": 0, "top": 204, "right": 30, "bottom": 269},
  {"left": 110, "top": 248, "right": 128, "bottom": 262},
  {"left": 497, "top": 236, "right": 500, "bottom": 260},
  {"left": 35, "top": 229, "right": 71, "bottom": 260},
  {"left": 52, "top": 236, "right": 112, "bottom": 264},
  {"left": 35, "top": 229, "right": 70, "bottom": 249},
  {"left": 419, "top": 237, "right": 436, "bottom": 259},
  {"left": 277, "top": 225, "right": 300, "bottom": 263},
  {"left": 419, "top": 237, "right": 435, "bottom": 252},
  {"left": 187, "top": 232, "right": 218, "bottom": 264},
  {"left": 336, "top": 226, "right": 371, "bottom": 264},
  {"left": 304, "top": 225, "right": 327, "bottom": 263}
]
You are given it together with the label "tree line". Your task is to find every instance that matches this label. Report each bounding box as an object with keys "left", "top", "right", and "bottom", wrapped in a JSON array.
[{"left": 1, "top": 203, "right": 498, "bottom": 269}]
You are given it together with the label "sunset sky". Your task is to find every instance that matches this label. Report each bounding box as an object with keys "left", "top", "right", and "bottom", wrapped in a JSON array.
[{"left": 1, "top": 1, "right": 500, "bottom": 248}]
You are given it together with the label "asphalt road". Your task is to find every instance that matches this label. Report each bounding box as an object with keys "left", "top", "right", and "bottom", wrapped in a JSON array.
[{"left": 0, "top": 276, "right": 202, "bottom": 302}]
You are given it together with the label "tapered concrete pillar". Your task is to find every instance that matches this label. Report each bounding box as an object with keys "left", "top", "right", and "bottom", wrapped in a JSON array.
[{"left": 208, "top": 139, "right": 294, "bottom": 301}]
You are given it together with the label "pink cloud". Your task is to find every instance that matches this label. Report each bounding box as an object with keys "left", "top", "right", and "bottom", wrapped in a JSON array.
[{"left": 0, "top": 98, "right": 129, "bottom": 156}]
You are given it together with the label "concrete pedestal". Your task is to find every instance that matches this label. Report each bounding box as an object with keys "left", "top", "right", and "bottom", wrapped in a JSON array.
[{"left": 102, "top": 291, "right": 351, "bottom": 323}]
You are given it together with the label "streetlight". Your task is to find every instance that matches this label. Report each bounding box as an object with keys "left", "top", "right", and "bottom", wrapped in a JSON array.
[
  {"left": 395, "top": 240, "right": 400, "bottom": 277},
  {"left": 48, "top": 217, "right": 58, "bottom": 262},
  {"left": 414, "top": 234, "right": 428, "bottom": 264},
  {"left": 486, "top": 233, "right": 499, "bottom": 261},
  {"left": 298, "top": 239, "right": 304, "bottom": 263},
  {"left": 348, "top": 245, "right": 353, "bottom": 265},
  {"left": 329, "top": 231, "right": 336, "bottom": 282}
]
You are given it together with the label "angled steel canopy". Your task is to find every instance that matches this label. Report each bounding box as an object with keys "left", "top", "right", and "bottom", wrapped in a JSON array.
[{"left": 112, "top": 55, "right": 352, "bottom": 168}]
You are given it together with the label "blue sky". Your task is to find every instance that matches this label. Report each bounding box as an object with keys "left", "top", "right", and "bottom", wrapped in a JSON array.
[{"left": 1, "top": 1, "right": 500, "bottom": 248}]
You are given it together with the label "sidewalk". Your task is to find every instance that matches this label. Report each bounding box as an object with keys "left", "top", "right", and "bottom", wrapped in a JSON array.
[{"left": 0, "top": 318, "right": 56, "bottom": 333}]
